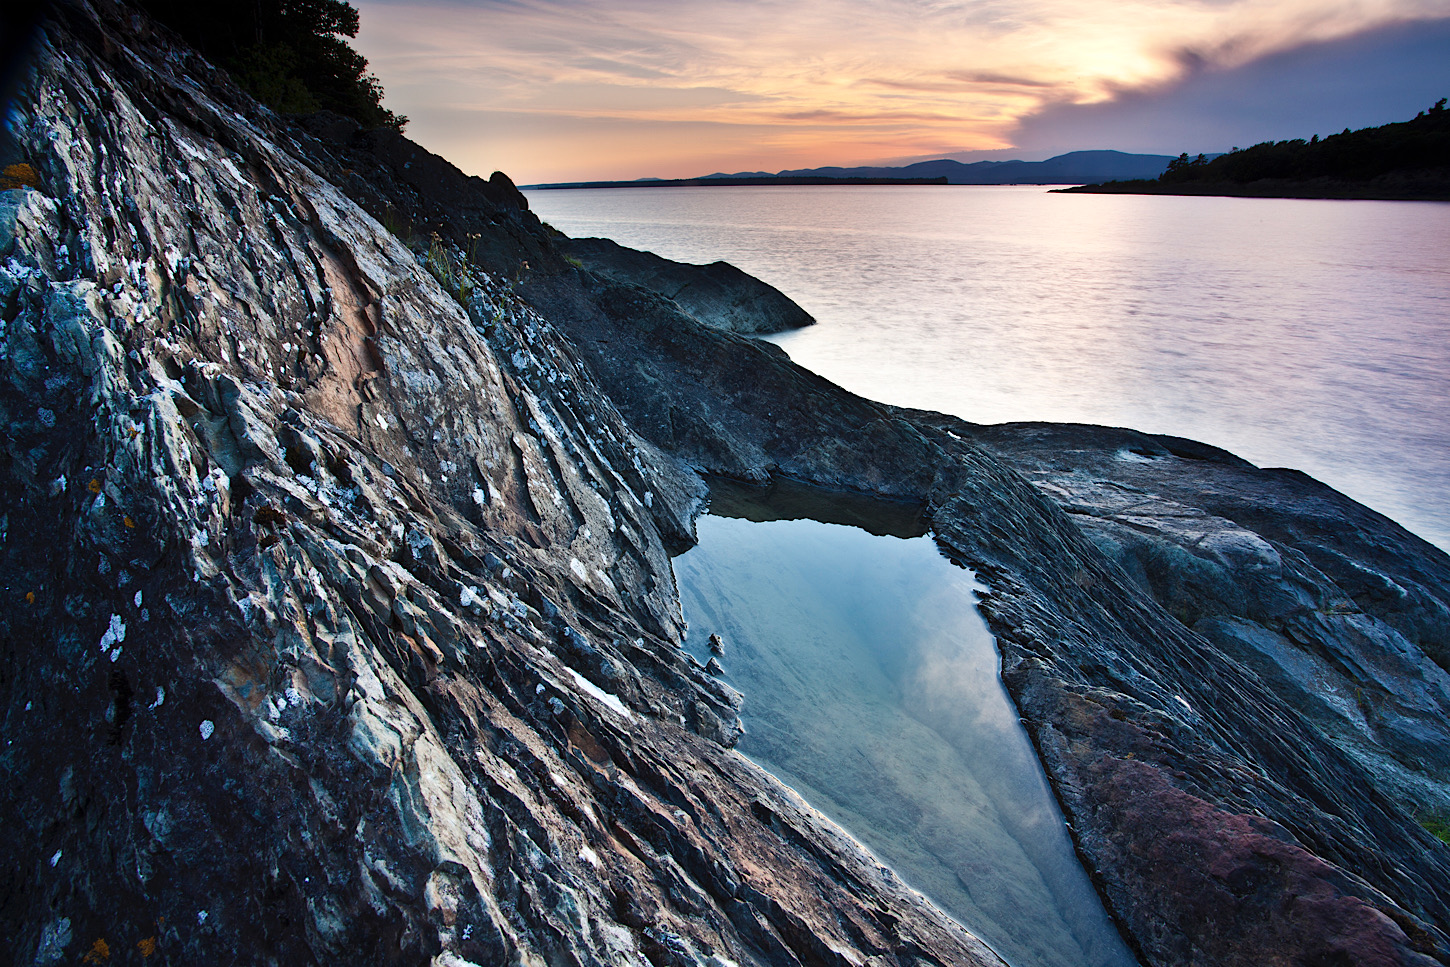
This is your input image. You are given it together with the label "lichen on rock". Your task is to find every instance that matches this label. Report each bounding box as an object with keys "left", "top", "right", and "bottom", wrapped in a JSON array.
[
  {"left": 4, "top": 2, "right": 1450, "bottom": 966},
  {"left": 0, "top": 3, "right": 1007, "bottom": 965}
]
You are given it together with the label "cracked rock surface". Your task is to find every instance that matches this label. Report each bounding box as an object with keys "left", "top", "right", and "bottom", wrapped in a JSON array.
[
  {"left": 4, "top": 2, "right": 1450, "bottom": 967},
  {"left": 0, "top": 4, "right": 1006, "bottom": 965}
]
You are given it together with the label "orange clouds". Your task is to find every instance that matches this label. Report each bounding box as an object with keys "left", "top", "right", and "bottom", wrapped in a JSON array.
[{"left": 351, "top": 0, "right": 1449, "bottom": 182}]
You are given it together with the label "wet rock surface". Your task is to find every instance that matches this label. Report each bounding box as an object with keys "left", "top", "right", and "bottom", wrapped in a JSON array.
[
  {"left": 525, "top": 185, "right": 1450, "bottom": 963},
  {"left": 3, "top": 3, "right": 1449, "bottom": 966},
  {"left": 560, "top": 236, "right": 815, "bottom": 335}
]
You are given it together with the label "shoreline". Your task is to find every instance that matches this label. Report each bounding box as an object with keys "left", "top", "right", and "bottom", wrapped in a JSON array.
[
  {"left": 1056, "top": 179, "right": 1450, "bottom": 202},
  {"left": 525, "top": 175, "right": 950, "bottom": 189}
]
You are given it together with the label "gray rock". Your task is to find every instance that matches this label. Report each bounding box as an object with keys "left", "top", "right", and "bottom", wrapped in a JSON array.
[
  {"left": 0, "top": 4, "right": 1006, "bottom": 966},
  {"left": 531, "top": 188, "right": 1450, "bottom": 964},
  {"left": 6, "top": 3, "right": 1449, "bottom": 967},
  {"left": 563, "top": 236, "right": 814, "bottom": 334}
]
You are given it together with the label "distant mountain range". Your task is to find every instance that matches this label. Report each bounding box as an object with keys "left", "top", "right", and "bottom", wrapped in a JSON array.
[
  {"left": 525, "top": 150, "right": 1176, "bottom": 190},
  {"left": 704, "top": 150, "right": 1175, "bottom": 185}
]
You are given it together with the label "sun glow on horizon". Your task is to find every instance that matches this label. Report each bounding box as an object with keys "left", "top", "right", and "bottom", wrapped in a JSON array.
[{"left": 353, "top": 0, "right": 1450, "bottom": 183}]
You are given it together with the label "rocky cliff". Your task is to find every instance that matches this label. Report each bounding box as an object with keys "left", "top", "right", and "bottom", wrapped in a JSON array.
[
  {"left": 0, "top": 4, "right": 1004, "bottom": 964},
  {"left": 3, "top": 2, "right": 1450, "bottom": 966}
]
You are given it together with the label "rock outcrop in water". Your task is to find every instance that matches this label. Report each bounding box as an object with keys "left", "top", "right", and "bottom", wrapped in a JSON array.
[
  {"left": 560, "top": 236, "right": 814, "bottom": 335},
  {"left": 4, "top": 3, "right": 1450, "bottom": 966},
  {"left": 522, "top": 207, "right": 1450, "bottom": 966}
]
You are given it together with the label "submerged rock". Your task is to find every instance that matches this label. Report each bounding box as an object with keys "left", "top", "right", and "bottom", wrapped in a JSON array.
[{"left": 3, "top": 2, "right": 1448, "bottom": 966}]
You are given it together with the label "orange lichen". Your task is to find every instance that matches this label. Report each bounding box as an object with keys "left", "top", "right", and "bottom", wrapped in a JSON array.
[
  {"left": 0, "top": 163, "right": 41, "bottom": 191},
  {"left": 88, "top": 478, "right": 102, "bottom": 493},
  {"left": 124, "top": 516, "right": 136, "bottom": 529},
  {"left": 24, "top": 591, "right": 36, "bottom": 604},
  {"left": 81, "top": 937, "right": 111, "bottom": 962},
  {"left": 137, "top": 936, "right": 157, "bottom": 957}
]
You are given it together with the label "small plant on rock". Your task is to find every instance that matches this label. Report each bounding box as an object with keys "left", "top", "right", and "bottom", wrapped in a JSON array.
[
  {"left": 422, "top": 235, "right": 473, "bottom": 305},
  {"left": 1421, "top": 813, "right": 1450, "bottom": 845}
]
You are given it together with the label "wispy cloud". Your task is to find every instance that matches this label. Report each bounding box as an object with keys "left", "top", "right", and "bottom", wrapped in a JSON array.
[
  {"left": 1013, "top": 16, "right": 1450, "bottom": 155},
  {"left": 353, "top": 0, "right": 1450, "bottom": 181},
  {"left": 944, "top": 71, "right": 1062, "bottom": 89}
]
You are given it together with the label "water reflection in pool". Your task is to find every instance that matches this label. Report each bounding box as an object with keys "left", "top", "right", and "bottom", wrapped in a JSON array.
[{"left": 673, "top": 483, "right": 1137, "bottom": 967}]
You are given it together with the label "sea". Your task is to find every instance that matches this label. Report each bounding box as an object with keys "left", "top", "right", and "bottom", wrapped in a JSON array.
[{"left": 525, "top": 184, "right": 1450, "bottom": 551}]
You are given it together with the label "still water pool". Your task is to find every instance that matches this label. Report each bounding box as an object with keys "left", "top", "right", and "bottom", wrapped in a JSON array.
[{"left": 672, "top": 482, "right": 1138, "bottom": 967}]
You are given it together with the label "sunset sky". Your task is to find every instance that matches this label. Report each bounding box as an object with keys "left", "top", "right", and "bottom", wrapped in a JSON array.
[{"left": 351, "top": 0, "right": 1450, "bottom": 184}]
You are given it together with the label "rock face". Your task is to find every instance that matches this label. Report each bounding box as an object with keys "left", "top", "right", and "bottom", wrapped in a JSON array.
[
  {"left": 521, "top": 200, "right": 1450, "bottom": 965},
  {"left": 535, "top": 238, "right": 1450, "bottom": 962},
  {"left": 560, "top": 236, "right": 814, "bottom": 335},
  {"left": 4, "top": 3, "right": 1450, "bottom": 967},
  {"left": 0, "top": 4, "right": 1006, "bottom": 965}
]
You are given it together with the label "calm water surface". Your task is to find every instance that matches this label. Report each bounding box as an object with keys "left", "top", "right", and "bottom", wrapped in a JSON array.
[
  {"left": 673, "top": 506, "right": 1137, "bottom": 967},
  {"left": 527, "top": 185, "right": 1450, "bottom": 549}
]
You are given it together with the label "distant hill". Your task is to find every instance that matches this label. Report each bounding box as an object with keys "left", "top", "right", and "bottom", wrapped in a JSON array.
[
  {"left": 726, "top": 150, "right": 1175, "bottom": 185},
  {"left": 524, "top": 175, "right": 948, "bottom": 189},
  {"left": 1060, "top": 100, "right": 1450, "bottom": 201},
  {"left": 525, "top": 150, "right": 1174, "bottom": 190}
]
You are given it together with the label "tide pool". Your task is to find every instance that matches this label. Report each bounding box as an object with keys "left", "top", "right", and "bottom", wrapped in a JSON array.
[{"left": 673, "top": 483, "right": 1138, "bottom": 967}]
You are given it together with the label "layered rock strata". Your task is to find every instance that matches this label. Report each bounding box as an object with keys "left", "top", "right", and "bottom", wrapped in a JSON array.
[
  {"left": 3, "top": 2, "right": 1449, "bottom": 967},
  {"left": 518, "top": 200, "right": 1450, "bottom": 967},
  {"left": 0, "top": 4, "right": 1005, "bottom": 964},
  {"left": 526, "top": 258, "right": 1450, "bottom": 963}
]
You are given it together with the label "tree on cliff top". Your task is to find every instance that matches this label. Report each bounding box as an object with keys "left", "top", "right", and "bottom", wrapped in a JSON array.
[{"left": 135, "top": 0, "right": 406, "bottom": 130}]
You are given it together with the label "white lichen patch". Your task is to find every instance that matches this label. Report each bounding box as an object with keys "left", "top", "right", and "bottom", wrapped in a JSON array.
[
  {"left": 565, "top": 669, "right": 633, "bottom": 723},
  {"left": 98, "top": 613, "right": 126, "bottom": 653},
  {"left": 199, "top": 719, "right": 215, "bottom": 740}
]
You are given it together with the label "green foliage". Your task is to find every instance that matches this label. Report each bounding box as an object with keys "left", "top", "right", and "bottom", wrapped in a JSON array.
[
  {"left": 422, "top": 235, "right": 474, "bottom": 305},
  {"left": 1421, "top": 813, "right": 1450, "bottom": 845},
  {"left": 137, "top": 0, "right": 405, "bottom": 130},
  {"left": 379, "top": 206, "right": 415, "bottom": 241},
  {"left": 1163, "top": 152, "right": 1209, "bottom": 178},
  {"left": 1159, "top": 100, "right": 1449, "bottom": 186}
]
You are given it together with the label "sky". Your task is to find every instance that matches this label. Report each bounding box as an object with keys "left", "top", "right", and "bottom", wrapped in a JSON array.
[{"left": 351, "top": 0, "right": 1450, "bottom": 184}]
